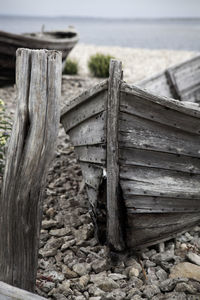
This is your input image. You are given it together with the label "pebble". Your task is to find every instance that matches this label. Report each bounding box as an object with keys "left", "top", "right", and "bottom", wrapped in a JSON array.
[
  {"left": 186, "top": 251, "right": 200, "bottom": 266},
  {"left": 72, "top": 262, "right": 92, "bottom": 276},
  {"left": 170, "top": 262, "right": 200, "bottom": 282}
]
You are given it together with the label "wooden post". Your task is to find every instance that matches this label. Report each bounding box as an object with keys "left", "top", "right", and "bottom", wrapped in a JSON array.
[
  {"left": 0, "top": 48, "right": 62, "bottom": 292},
  {"left": 107, "top": 60, "right": 125, "bottom": 251}
]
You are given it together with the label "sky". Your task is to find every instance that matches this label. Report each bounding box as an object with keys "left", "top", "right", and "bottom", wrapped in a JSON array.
[{"left": 0, "top": 0, "right": 200, "bottom": 19}]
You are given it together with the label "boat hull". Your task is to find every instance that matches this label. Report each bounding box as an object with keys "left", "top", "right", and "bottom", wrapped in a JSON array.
[
  {"left": 61, "top": 59, "right": 200, "bottom": 250},
  {"left": 0, "top": 29, "right": 79, "bottom": 86}
]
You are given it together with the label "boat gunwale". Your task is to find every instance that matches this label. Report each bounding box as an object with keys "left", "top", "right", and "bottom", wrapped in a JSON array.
[
  {"left": 0, "top": 29, "right": 79, "bottom": 45},
  {"left": 121, "top": 82, "right": 200, "bottom": 118},
  {"left": 61, "top": 79, "right": 108, "bottom": 118}
]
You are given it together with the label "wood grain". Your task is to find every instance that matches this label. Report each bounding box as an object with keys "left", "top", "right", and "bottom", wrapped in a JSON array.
[
  {"left": 0, "top": 48, "right": 62, "bottom": 291},
  {"left": 107, "top": 59, "right": 125, "bottom": 251}
]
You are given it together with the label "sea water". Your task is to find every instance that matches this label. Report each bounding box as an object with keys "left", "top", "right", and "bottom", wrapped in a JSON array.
[{"left": 0, "top": 15, "right": 200, "bottom": 51}]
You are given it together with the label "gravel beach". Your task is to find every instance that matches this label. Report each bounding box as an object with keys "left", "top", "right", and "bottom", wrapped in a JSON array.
[{"left": 0, "top": 45, "right": 200, "bottom": 300}]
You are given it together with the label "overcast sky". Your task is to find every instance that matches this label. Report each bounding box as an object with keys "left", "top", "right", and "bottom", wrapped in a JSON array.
[{"left": 0, "top": 0, "right": 200, "bottom": 18}]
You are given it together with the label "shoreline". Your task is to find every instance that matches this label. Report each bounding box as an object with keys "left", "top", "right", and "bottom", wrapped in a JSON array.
[{"left": 68, "top": 43, "right": 198, "bottom": 83}]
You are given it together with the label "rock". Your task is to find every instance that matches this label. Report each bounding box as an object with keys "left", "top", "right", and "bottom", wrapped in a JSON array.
[
  {"left": 79, "top": 274, "right": 90, "bottom": 288},
  {"left": 39, "top": 248, "right": 57, "bottom": 258},
  {"left": 73, "top": 262, "right": 92, "bottom": 276},
  {"left": 56, "top": 281, "right": 73, "bottom": 297},
  {"left": 127, "top": 287, "right": 141, "bottom": 298},
  {"left": 90, "top": 272, "right": 107, "bottom": 284},
  {"left": 128, "top": 267, "right": 139, "bottom": 278},
  {"left": 156, "top": 268, "right": 168, "bottom": 281},
  {"left": 92, "top": 259, "right": 108, "bottom": 273},
  {"left": 42, "top": 219, "right": 58, "bottom": 229},
  {"left": 160, "top": 278, "right": 176, "bottom": 292},
  {"left": 157, "top": 292, "right": 187, "bottom": 300},
  {"left": 145, "top": 260, "right": 156, "bottom": 268},
  {"left": 129, "top": 277, "right": 143, "bottom": 289},
  {"left": 104, "top": 289, "right": 126, "bottom": 300},
  {"left": 175, "top": 282, "right": 197, "bottom": 293},
  {"left": 131, "top": 295, "right": 143, "bottom": 300},
  {"left": 44, "top": 237, "right": 64, "bottom": 250},
  {"left": 61, "top": 239, "right": 76, "bottom": 251},
  {"left": 186, "top": 251, "right": 200, "bottom": 266},
  {"left": 142, "top": 284, "right": 160, "bottom": 299},
  {"left": 170, "top": 262, "right": 200, "bottom": 282},
  {"left": 74, "top": 223, "right": 94, "bottom": 245},
  {"left": 97, "top": 278, "right": 119, "bottom": 292},
  {"left": 39, "top": 281, "right": 55, "bottom": 293},
  {"left": 62, "top": 265, "right": 78, "bottom": 279},
  {"left": 151, "top": 251, "right": 174, "bottom": 264},
  {"left": 43, "top": 271, "right": 65, "bottom": 283},
  {"left": 88, "top": 285, "right": 105, "bottom": 297},
  {"left": 89, "top": 297, "right": 102, "bottom": 300},
  {"left": 108, "top": 273, "right": 127, "bottom": 281},
  {"left": 50, "top": 227, "right": 71, "bottom": 237}
]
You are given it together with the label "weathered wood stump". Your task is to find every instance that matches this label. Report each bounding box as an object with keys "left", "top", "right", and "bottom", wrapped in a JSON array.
[{"left": 0, "top": 48, "right": 62, "bottom": 292}]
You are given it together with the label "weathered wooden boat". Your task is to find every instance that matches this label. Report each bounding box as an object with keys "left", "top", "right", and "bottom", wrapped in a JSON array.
[
  {"left": 0, "top": 28, "right": 79, "bottom": 85},
  {"left": 61, "top": 58, "right": 200, "bottom": 251}
]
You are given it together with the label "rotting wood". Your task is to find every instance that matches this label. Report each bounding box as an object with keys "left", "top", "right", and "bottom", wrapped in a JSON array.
[
  {"left": 0, "top": 281, "right": 46, "bottom": 300},
  {"left": 0, "top": 48, "right": 62, "bottom": 291},
  {"left": 119, "top": 111, "right": 200, "bottom": 158},
  {"left": 107, "top": 59, "right": 125, "bottom": 251}
]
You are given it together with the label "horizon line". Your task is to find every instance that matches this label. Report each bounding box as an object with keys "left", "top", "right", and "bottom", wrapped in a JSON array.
[{"left": 1, "top": 13, "right": 200, "bottom": 20}]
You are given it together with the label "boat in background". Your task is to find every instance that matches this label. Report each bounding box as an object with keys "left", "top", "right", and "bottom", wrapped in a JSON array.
[
  {"left": 0, "top": 28, "right": 79, "bottom": 86},
  {"left": 61, "top": 58, "right": 200, "bottom": 251}
]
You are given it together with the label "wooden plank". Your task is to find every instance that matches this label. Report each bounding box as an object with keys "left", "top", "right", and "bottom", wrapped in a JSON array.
[
  {"left": 0, "top": 281, "right": 46, "bottom": 300},
  {"left": 119, "top": 112, "right": 200, "bottom": 158},
  {"left": 167, "top": 55, "right": 200, "bottom": 97},
  {"left": 138, "top": 71, "right": 174, "bottom": 98},
  {"left": 125, "top": 195, "right": 200, "bottom": 213},
  {"left": 75, "top": 145, "right": 106, "bottom": 165},
  {"left": 107, "top": 59, "right": 125, "bottom": 251},
  {"left": 68, "top": 111, "right": 106, "bottom": 146},
  {"left": 120, "top": 91, "right": 200, "bottom": 135},
  {"left": 61, "top": 80, "right": 108, "bottom": 117},
  {"left": 0, "top": 49, "right": 62, "bottom": 291},
  {"left": 61, "top": 89, "right": 107, "bottom": 132},
  {"left": 121, "top": 83, "right": 200, "bottom": 119},
  {"left": 119, "top": 148, "right": 200, "bottom": 175},
  {"left": 120, "top": 165, "right": 200, "bottom": 199},
  {"left": 126, "top": 212, "right": 200, "bottom": 249}
]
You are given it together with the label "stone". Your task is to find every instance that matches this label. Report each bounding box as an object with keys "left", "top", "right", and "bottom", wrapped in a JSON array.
[
  {"left": 42, "top": 219, "right": 58, "bottom": 229},
  {"left": 151, "top": 251, "right": 174, "bottom": 264},
  {"left": 104, "top": 289, "right": 126, "bottom": 300},
  {"left": 127, "top": 287, "right": 141, "bottom": 298},
  {"left": 43, "top": 271, "right": 65, "bottom": 283},
  {"left": 156, "top": 268, "right": 168, "bottom": 281},
  {"left": 128, "top": 267, "right": 139, "bottom": 278},
  {"left": 108, "top": 273, "right": 127, "bottom": 281},
  {"left": 131, "top": 295, "right": 143, "bottom": 300},
  {"left": 97, "top": 278, "right": 119, "bottom": 292},
  {"left": 160, "top": 278, "right": 176, "bottom": 292},
  {"left": 44, "top": 237, "right": 64, "bottom": 250},
  {"left": 73, "top": 262, "right": 92, "bottom": 276},
  {"left": 145, "top": 260, "right": 156, "bottom": 268},
  {"left": 88, "top": 285, "right": 105, "bottom": 297},
  {"left": 142, "top": 284, "right": 160, "bottom": 299},
  {"left": 49, "top": 227, "right": 71, "bottom": 237},
  {"left": 90, "top": 272, "right": 107, "bottom": 284},
  {"left": 79, "top": 274, "right": 90, "bottom": 288},
  {"left": 89, "top": 297, "right": 102, "bottom": 300},
  {"left": 175, "top": 282, "right": 197, "bottom": 293},
  {"left": 40, "top": 281, "right": 55, "bottom": 293},
  {"left": 62, "top": 265, "right": 78, "bottom": 279},
  {"left": 39, "top": 248, "right": 57, "bottom": 258},
  {"left": 170, "top": 262, "right": 200, "bottom": 282},
  {"left": 91, "top": 259, "right": 108, "bottom": 273},
  {"left": 187, "top": 252, "right": 200, "bottom": 266},
  {"left": 61, "top": 239, "right": 76, "bottom": 251}
]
